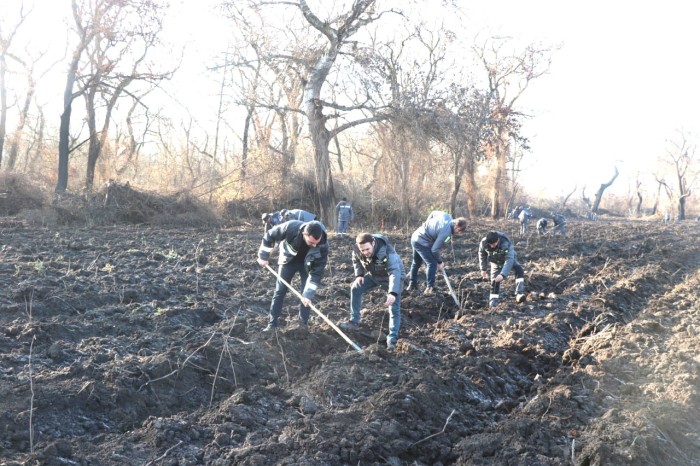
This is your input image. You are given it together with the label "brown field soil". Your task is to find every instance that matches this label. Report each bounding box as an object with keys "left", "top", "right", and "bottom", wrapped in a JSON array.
[{"left": 1, "top": 210, "right": 699, "bottom": 465}]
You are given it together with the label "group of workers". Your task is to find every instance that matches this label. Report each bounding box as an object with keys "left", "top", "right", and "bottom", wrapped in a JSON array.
[
  {"left": 512, "top": 205, "right": 568, "bottom": 238},
  {"left": 256, "top": 205, "right": 530, "bottom": 351}
]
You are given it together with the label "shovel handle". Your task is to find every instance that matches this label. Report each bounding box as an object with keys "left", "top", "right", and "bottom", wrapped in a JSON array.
[{"left": 264, "top": 264, "right": 362, "bottom": 353}]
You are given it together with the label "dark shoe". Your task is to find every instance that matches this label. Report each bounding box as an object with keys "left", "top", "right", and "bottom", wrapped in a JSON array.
[
  {"left": 516, "top": 294, "right": 526, "bottom": 303},
  {"left": 423, "top": 286, "right": 435, "bottom": 296},
  {"left": 387, "top": 341, "right": 397, "bottom": 351},
  {"left": 405, "top": 282, "right": 416, "bottom": 292},
  {"left": 338, "top": 319, "right": 360, "bottom": 330},
  {"left": 263, "top": 323, "right": 278, "bottom": 332}
]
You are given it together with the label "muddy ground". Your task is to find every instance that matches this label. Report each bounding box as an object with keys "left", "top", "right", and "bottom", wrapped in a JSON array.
[{"left": 1, "top": 207, "right": 699, "bottom": 465}]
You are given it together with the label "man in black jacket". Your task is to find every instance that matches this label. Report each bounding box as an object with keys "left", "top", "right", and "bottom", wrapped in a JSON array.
[
  {"left": 479, "top": 231, "right": 526, "bottom": 307},
  {"left": 257, "top": 220, "right": 329, "bottom": 331}
]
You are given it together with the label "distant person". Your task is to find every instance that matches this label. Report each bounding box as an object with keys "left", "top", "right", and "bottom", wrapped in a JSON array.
[
  {"left": 261, "top": 210, "right": 287, "bottom": 232},
  {"left": 663, "top": 212, "right": 671, "bottom": 224},
  {"left": 518, "top": 206, "right": 532, "bottom": 235},
  {"left": 257, "top": 220, "right": 329, "bottom": 331},
  {"left": 339, "top": 233, "right": 405, "bottom": 351},
  {"left": 510, "top": 205, "right": 522, "bottom": 221},
  {"left": 284, "top": 209, "right": 317, "bottom": 222},
  {"left": 335, "top": 197, "right": 354, "bottom": 236},
  {"left": 551, "top": 212, "right": 567, "bottom": 237},
  {"left": 536, "top": 218, "right": 548, "bottom": 236},
  {"left": 479, "top": 231, "right": 526, "bottom": 307},
  {"left": 406, "top": 211, "right": 467, "bottom": 295}
]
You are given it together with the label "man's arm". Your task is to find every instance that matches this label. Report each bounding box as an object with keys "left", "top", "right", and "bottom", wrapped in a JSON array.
[{"left": 303, "top": 243, "right": 329, "bottom": 299}]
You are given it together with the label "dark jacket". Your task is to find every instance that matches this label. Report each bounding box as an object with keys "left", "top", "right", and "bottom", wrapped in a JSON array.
[
  {"left": 258, "top": 221, "right": 329, "bottom": 298},
  {"left": 478, "top": 231, "right": 520, "bottom": 277},
  {"left": 352, "top": 235, "right": 405, "bottom": 295}
]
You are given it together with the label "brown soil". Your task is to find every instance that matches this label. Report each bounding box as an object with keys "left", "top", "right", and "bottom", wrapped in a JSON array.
[{"left": 1, "top": 200, "right": 699, "bottom": 465}]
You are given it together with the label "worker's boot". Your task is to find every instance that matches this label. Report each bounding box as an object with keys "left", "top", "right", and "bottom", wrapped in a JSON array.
[{"left": 515, "top": 278, "right": 526, "bottom": 303}]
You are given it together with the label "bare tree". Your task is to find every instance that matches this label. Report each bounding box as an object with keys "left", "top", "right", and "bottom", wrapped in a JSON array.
[
  {"left": 56, "top": 0, "right": 99, "bottom": 193},
  {"left": 428, "top": 89, "right": 492, "bottom": 217},
  {"left": 0, "top": 2, "right": 30, "bottom": 168},
  {"left": 659, "top": 131, "right": 698, "bottom": 220},
  {"left": 56, "top": 0, "right": 173, "bottom": 193},
  {"left": 222, "top": 0, "right": 394, "bottom": 225},
  {"left": 590, "top": 166, "right": 619, "bottom": 213},
  {"left": 561, "top": 185, "right": 576, "bottom": 208},
  {"left": 81, "top": 0, "right": 172, "bottom": 191},
  {"left": 475, "top": 38, "right": 552, "bottom": 218}
]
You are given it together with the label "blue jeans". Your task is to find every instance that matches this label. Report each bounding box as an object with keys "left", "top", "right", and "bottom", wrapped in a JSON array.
[
  {"left": 349, "top": 275, "right": 401, "bottom": 345},
  {"left": 269, "top": 260, "right": 310, "bottom": 325},
  {"left": 408, "top": 240, "right": 438, "bottom": 287},
  {"left": 337, "top": 219, "right": 349, "bottom": 234}
]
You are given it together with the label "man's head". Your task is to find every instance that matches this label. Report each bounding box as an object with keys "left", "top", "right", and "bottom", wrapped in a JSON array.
[
  {"left": 485, "top": 231, "right": 499, "bottom": 248},
  {"left": 262, "top": 213, "right": 271, "bottom": 224},
  {"left": 355, "top": 233, "right": 375, "bottom": 258},
  {"left": 303, "top": 221, "right": 324, "bottom": 247},
  {"left": 342, "top": 197, "right": 347, "bottom": 202},
  {"left": 453, "top": 217, "right": 467, "bottom": 235}
]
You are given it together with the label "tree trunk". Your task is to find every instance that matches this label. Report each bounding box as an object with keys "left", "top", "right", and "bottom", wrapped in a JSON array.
[
  {"left": 306, "top": 97, "right": 335, "bottom": 224},
  {"left": 0, "top": 54, "right": 7, "bottom": 167},
  {"left": 591, "top": 166, "right": 619, "bottom": 213},
  {"left": 56, "top": 42, "right": 85, "bottom": 193},
  {"left": 6, "top": 75, "right": 34, "bottom": 170},
  {"left": 463, "top": 157, "right": 477, "bottom": 217},
  {"left": 490, "top": 127, "right": 508, "bottom": 218},
  {"left": 85, "top": 83, "right": 99, "bottom": 191}
]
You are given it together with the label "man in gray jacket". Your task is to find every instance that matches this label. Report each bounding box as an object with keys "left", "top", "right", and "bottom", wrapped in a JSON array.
[
  {"left": 407, "top": 211, "right": 467, "bottom": 295},
  {"left": 257, "top": 220, "right": 328, "bottom": 331},
  {"left": 339, "top": 233, "right": 405, "bottom": 350},
  {"left": 284, "top": 209, "right": 317, "bottom": 222},
  {"left": 479, "top": 231, "right": 526, "bottom": 307}
]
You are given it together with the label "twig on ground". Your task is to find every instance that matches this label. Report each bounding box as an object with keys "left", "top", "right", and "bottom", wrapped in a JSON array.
[
  {"left": 273, "top": 330, "right": 290, "bottom": 384},
  {"left": 29, "top": 335, "right": 36, "bottom": 454},
  {"left": 144, "top": 440, "right": 183, "bottom": 466},
  {"left": 410, "top": 409, "right": 456, "bottom": 447},
  {"left": 139, "top": 330, "right": 217, "bottom": 391}
]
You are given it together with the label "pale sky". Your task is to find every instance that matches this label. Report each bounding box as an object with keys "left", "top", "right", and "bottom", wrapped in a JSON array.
[
  {"left": 3, "top": 0, "right": 699, "bottom": 200},
  {"left": 463, "top": 0, "right": 700, "bottom": 198}
]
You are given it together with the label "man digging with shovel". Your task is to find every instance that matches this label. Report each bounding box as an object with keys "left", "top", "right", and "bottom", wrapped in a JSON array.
[{"left": 257, "top": 220, "right": 329, "bottom": 332}]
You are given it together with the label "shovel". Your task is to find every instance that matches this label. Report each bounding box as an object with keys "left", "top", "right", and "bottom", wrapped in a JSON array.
[
  {"left": 440, "top": 268, "right": 464, "bottom": 319},
  {"left": 264, "top": 264, "right": 362, "bottom": 353}
]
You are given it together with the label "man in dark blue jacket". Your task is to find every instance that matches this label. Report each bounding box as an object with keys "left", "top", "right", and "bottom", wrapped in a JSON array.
[
  {"left": 339, "top": 233, "right": 405, "bottom": 350},
  {"left": 257, "top": 220, "right": 329, "bottom": 331},
  {"left": 335, "top": 198, "right": 354, "bottom": 236},
  {"left": 479, "top": 231, "right": 526, "bottom": 307}
]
